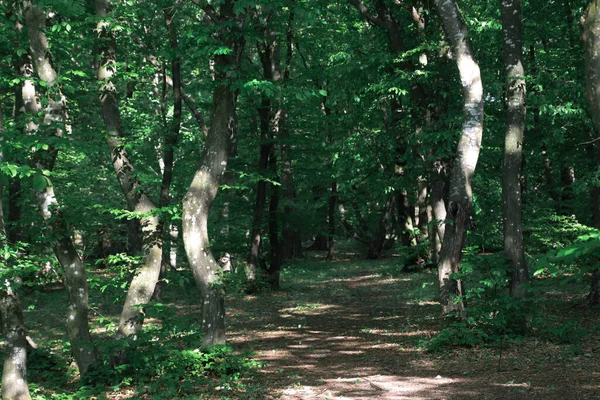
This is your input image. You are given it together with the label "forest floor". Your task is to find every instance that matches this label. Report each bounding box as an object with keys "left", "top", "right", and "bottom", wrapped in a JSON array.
[
  {"left": 13, "top": 250, "right": 600, "bottom": 399},
  {"left": 226, "top": 252, "right": 600, "bottom": 400}
]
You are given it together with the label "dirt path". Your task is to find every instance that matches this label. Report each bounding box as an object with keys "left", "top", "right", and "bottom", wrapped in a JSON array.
[{"left": 226, "top": 259, "right": 600, "bottom": 400}]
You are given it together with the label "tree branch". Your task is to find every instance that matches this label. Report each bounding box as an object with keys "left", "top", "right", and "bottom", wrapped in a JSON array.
[{"left": 347, "top": 0, "right": 386, "bottom": 28}]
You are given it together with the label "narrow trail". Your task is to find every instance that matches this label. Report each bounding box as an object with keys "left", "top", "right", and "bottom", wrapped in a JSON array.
[{"left": 226, "top": 258, "right": 600, "bottom": 400}]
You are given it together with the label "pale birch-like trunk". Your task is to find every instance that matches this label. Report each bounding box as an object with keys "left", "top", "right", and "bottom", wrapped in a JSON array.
[
  {"left": 582, "top": 0, "right": 600, "bottom": 305},
  {"left": 433, "top": 0, "right": 484, "bottom": 316},
  {"left": 92, "top": 0, "right": 163, "bottom": 337},
  {"left": 23, "top": 2, "right": 97, "bottom": 373},
  {"left": 501, "top": 0, "right": 528, "bottom": 301}
]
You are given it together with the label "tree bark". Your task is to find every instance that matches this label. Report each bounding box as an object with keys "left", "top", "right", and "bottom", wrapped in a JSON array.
[
  {"left": 23, "top": 2, "right": 98, "bottom": 373},
  {"left": 154, "top": 4, "right": 183, "bottom": 299},
  {"left": 582, "top": 0, "right": 600, "bottom": 305},
  {"left": 326, "top": 181, "right": 338, "bottom": 261},
  {"left": 246, "top": 99, "right": 271, "bottom": 284},
  {"left": 0, "top": 103, "right": 31, "bottom": 400},
  {"left": 433, "top": 0, "right": 484, "bottom": 316},
  {"left": 501, "top": 0, "right": 529, "bottom": 301},
  {"left": 182, "top": 0, "right": 244, "bottom": 346},
  {"left": 430, "top": 161, "right": 447, "bottom": 263},
  {"left": 267, "top": 143, "right": 282, "bottom": 289},
  {"left": 0, "top": 287, "right": 31, "bottom": 400},
  {"left": 92, "top": 0, "right": 163, "bottom": 337},
  {"left": 7, "top": 179, "right": 21, "bottom": 244}
]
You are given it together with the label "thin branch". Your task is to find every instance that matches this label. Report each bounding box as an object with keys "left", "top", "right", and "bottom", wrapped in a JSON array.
[{"left": 347, "top": 0, "right": 386, "bottom": 28}]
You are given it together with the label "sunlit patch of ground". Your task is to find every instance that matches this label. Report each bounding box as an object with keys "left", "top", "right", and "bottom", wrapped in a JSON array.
[{"left": 227, "top": 256, "right": 600, "bottom": 400}]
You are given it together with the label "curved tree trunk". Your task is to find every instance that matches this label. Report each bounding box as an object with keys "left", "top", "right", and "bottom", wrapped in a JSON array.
[
  {"left": 23, "top": 2, "right": 98, "bottom": 373},
  {"left": 433, "top": 0, "right": 484, "bottom": 316},
  {"left": 182, "top": 79, "right": 235, "bottom": 345},
  {"left": 182, "top": 0, "right": 244, "bottom": 345},
  {"left": 501, "top": 0, "right": 528, "bottom": 302},
  {"left": 582, "top": 0, "right": 600, "bottom": 305},
  {"left": 92, "top": 0, "right": 163, "bottom": 337}
]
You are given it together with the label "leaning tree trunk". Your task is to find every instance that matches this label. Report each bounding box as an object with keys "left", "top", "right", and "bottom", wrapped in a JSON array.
[
  {"left": 23, "top": 2, "right": 97, "bottom": 373},
  {"left": 582, "top": 0, "right": 600, "bottom": 305},
  {"left": 92, "top": 0, "right": 163, "bottom": 337},
  {"left": 501, "top": 0, "right": 528, "bottom": 300},
  {"left": 433, "top": 0, "right": 484, "bottom": 316}
]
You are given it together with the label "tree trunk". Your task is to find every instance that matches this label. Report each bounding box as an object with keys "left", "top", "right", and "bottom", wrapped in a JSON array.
[
  {"left": 246, "top": 99, "right": 271, "bottom": 284},
  {"left": 154, "top": 4, "right": 183, "bottom": 300},
  {"left": 397, "top": 190, "right": 416, "bottom": 247},
  {"left": 0, "top": 114, "right": 31, "bottom": 400},
  {"left": 7, "top": 179, "right": 21, "bottom": 244},
  {"left": 182, "top": 79, "right": 234, "bottom": 345},
  {"left": 433, "top": 0, "right": 484, "bottom": 316},
  {"left": 501, "top": 0, "right": 529, "bottom": 301},
  {"left": 23, "top": 2, "right": 98, "bottom": 373},
  {"left": 417, "top": 180, "right": 429, "bottom": 244},
  {"left": 326, "top": 181, "right": 337, "bottom": 261},
  {"left": 0, "top": 287, "right": 31, "bottom": 400},
  {"left": 92, "top": 0, "right": 163, "bottom": 337},
  {"left": 182, "top": 0, "right": 243, "bottom": 345},
  {"left": 430, "top": 161, "right": 447, "bottom": 263},
  {"left": 267, "top": 144, "right": 282, "bottom": 289},
  {"left": 582, "top": 0, "right": 600, "bottom": 305}
]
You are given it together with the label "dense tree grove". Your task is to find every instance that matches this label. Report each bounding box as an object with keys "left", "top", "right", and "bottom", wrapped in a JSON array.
[{"left": 0, "top": 0, "right": 599, "bottom": 398}]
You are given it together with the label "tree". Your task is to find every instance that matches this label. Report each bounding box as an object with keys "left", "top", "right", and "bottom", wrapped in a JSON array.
[
  {"left": 582, "top": 0, "right": 600, "bottom": 305},
  {"left": 91, "top": 0, "right": 163, "bottom": 338},
  {"left": 501, "top": 0, "right": 528, "bottom": 302},
  {"left": 433, "top": 0, "right": 484, "bottom": 316},
  {"left": 21, "top": 1, "right": 98, "bottom": 373},
  {"left": 182, "top": 0, "right": 247, "bottom": 346}
]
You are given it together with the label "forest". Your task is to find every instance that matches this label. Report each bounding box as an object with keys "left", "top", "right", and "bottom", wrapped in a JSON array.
[{"left": 0, "top": 0, "right": 599, "bottom": 398}]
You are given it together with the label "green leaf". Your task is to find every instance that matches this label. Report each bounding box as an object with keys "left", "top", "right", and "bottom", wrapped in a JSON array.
[
  {"left": 32, "top": 173, "right": 48, "bottom": 191},
  {"left": 319, "top": 89, "right": 327, "bottom": 96}
]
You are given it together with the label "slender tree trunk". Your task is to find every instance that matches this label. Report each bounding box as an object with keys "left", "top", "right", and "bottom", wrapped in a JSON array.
[
  {"left": 326, "top": 181, "right": 337, "bottom": 261},
  {"left": 23, "top": 2, "right": 97, "bottom": 373},
  {"left": 397, "top": 190, "right": 416, "bottom": 247},
  {"left": 0, "top": 111, "right": 5, "bottom": 240},
  {"left": 7, "top": 179, "right": 21, "bottom": 244},
  {"left": 430, "top": 162, "right": 447, "bottom": 263},
  {"left": 92, "top": 0, "right": 163, "bottom": 337},
  {"left": 582, "top": 0, "right": 600, "bottom": 305},
  {"left": 501, "top": 0, "right": 529, "bottom": 302},
  {"left": 246, "top": 100, "right": 271, "bottom": 284},
  {"left": 267, "top": 144, "right": 282, "bottom": 289},
  {"left": 417, "top": 180, "right": 429, "bottom": 244},
  {"left": 154, "top": 5, "right": 183, "bottom": 299},
  {"left": 433, "top": 0, "right": 484, "bottom": 316}
]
